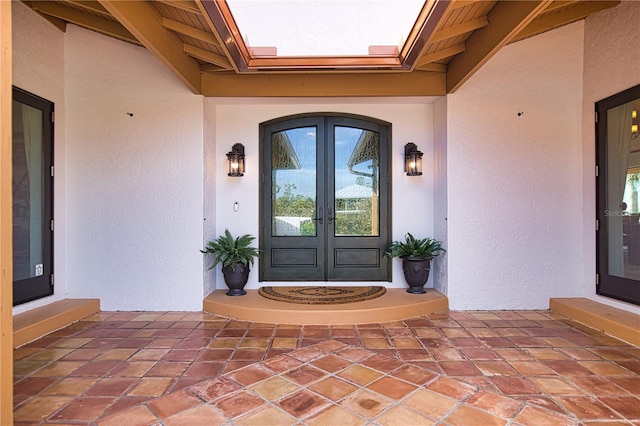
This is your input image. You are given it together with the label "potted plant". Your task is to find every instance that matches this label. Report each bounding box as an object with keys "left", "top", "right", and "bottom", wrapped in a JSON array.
[
  {"left": 385, "top": 233, "right": 445, "bottom": 294},
  {"left": 202, "top": 229, "right": 260, "bottom": 296}
]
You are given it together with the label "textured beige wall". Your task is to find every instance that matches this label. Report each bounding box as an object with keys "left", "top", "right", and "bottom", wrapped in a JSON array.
[{"left": 446, "top": 22, "right": 585, "bottom": 310}]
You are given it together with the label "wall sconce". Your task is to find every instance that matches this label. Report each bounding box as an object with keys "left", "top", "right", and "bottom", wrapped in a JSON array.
[
  {"left": 632, "top": 109, "right": 638, "bottom": 139},
  {"left": 404, "top": 143, "right": 423, "bottom": 176},
  {"left": 227, "top": 143, "right": 245, "bottom": 177}
]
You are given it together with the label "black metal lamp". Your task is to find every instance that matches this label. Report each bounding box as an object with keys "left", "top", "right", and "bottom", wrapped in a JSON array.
[
  {"left": 227, "top": 143, "right": 245, "bottom": 177},
  {"left": 404, "top": 143, "right": 423, "bottom": 176}
]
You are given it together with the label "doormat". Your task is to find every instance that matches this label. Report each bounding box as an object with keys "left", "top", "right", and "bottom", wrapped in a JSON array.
[{"left": 258, "top": 286, "right": 386, "bottom": 305}]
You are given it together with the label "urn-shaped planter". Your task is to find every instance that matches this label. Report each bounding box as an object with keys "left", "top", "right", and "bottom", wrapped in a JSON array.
[
  {"left": 385, "top": 233, "right": 445, "bottom": 294},
  {"left": 202, "top": 229, "right": 260, "bottom": 297},
  {"left": 222, "top": 262, "right": 250, "bottom": 296},
  {"left": 401, "top": 256, "right": 432, "bottom": 294}
]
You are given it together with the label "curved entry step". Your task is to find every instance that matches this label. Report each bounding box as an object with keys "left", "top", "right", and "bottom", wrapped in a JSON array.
[{"left": 203, "top": 288, "right": 448, "bottom": 325}]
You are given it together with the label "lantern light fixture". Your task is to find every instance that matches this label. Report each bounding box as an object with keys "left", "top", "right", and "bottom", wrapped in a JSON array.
[
  {"left": 404, "top": 143, "right": 423, "bottom": 176},
  {"left": 227, "top": 143, "right": 245, "bottom": 177}
]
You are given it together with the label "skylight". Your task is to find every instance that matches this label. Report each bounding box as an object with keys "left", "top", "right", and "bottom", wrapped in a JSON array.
[
  {"left": 226, "top": 0, "right": 425, "bottom": 57},
  {"left": 202, "top": 0, "right": 446, "bottom": 72}
]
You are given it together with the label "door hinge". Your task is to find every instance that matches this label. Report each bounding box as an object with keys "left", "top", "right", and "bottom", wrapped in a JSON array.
[
  {"left": 50, "top": 220, "right": 54, "bottom": 231},
  {"left": 595, "top": 111, "right": 598, "bottom": 123},
  {"left": 596, "top": 273, "right": 600, "bottom": 285},
  {"left": 595, "top": 165, "right": 599, "bottom": 177},
  {"left": 50, "top": 274, "right": 54, "bottom": 287},
  {"left": 51, "top": 111, "right": 55, "bottom": 123},
  {"left": 51, "top": 165, "right": 54, "bottom": 177},
  {"left": 596, "top": 219, "right": 599, "bottom": 231}
]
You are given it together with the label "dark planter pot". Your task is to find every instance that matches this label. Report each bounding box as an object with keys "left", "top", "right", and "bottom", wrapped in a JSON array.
[
  {"left": 401, "top": 256, "right": 433, "bottom": 294},
  {"left": 222, "top": 262, "right": 250, "bottom": 296}
]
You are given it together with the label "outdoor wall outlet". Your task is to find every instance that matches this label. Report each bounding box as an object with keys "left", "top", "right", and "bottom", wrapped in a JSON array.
[{"left": 35, "top": 264, "right": 43, "bottom": 276}]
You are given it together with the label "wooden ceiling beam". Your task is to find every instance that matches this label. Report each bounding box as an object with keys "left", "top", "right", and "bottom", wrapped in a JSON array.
[
  {"left": 415, "top": 63, "right": 448, "bottom": 73},
  {"left": 37, "top": 13, "right": 67, "bottom": 32},
  {"left": 183, "top": 44, "right": 232, "bottom": 69},
  {"left": 65, "top": 1, "right": 111, "bottom": 17},
  {"left": 541, "top": 0, "right": 581, "bottom": 14},
  {"left": 155, "top": 0, "right": 201, "bottom": 15},
  {"left": 448, "top": 0, "right": 483, "bottom": 11},
  {"left": 201, "top": 72, "right": 446, "bottom": 97},
  {"left": 515, "top": 1, "right": 620, "bottom": 42},
  {"left": 200, "top": 63, "right": 229, "bottom": 73},
  {"left": 162, "top": 17, "right": 217, "bottom": 44},
  {"left": 446, "top": 0, "right": 550, "bottom": 93},
  {"left": 27, "top": 1, "right": 137, "bottom": 44},
  {"left": 431, "top": 17, "right": 488, "bottom": 42},
  {"left": 99, "top": 0, "right": 202, "bottom": 94},
  {"left": 416, "top": 44, "right": 466, "bottom": 68},
  {"left": 195, "top": 0, "right": 242, "bottom": 73}
]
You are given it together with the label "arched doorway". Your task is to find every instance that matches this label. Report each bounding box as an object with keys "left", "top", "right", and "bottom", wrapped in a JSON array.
[{"left": 259, "top": 113, "right": 391, "bottom": 282}]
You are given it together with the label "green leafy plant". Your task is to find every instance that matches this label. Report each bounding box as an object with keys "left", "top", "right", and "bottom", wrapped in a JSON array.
[
  {"left": 201, "top": 229, "right": 260, "bottom": 271},
  {"left": 385, "top": 233, "right": 446, "bottom": 259}
]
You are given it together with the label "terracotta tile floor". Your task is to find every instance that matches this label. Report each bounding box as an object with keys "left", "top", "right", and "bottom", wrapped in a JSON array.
[{"left": 13, "top": 310, "right": 640, "bottom": 425}]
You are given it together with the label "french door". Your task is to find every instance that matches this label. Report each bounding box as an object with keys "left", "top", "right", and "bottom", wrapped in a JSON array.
[
  {"left": 12, "top": 87, "right": 54, "bottom": 306},
  {"left": 596, "top": 84, "right": 640, "bottom": 305},
  {"left": 260, "top": 114, "right": 391, "bottom": 282}
]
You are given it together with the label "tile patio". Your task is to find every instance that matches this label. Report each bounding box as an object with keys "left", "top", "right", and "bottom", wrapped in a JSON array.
[{"left": 13, "top": 310, "right": 640, "bottom": 425}]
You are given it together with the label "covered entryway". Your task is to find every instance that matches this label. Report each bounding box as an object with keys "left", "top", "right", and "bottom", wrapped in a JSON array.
[{"left": 259, "top": 113, "right": 391, "bottom": 282}]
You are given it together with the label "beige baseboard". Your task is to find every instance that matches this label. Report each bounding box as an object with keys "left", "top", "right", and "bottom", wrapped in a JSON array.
[
  {"left": 550, "top": 298, "right": 639, "bottom": 346},
  {"left": 13, "top": 298, "right": 100, "bottom": 348}
]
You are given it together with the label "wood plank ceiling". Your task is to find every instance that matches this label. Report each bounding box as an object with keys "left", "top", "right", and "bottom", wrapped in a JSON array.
[{"left": 22, "top": 0, "right": 619, "bottom": 96}]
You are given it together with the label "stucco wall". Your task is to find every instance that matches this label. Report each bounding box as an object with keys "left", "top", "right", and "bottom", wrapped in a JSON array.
[
  {"left": 204, "top": 98, "right": 437, "bottom": 291},
  {"left": 582, "top": 0, "right": 640, "bottom": 313},
  {"left": 203, "top": 99, "right": 218, "bottom": 296},
  {"left": 12, "top": 2, "right": 66, "bottom": 314},
  {"left": 64, "top": 26, "right": 204, "bottom": 311},
  {"left": 446, "top": 22, "right": 585, "bottom": 310},
  {"left": 433, "top": 97, "right": 448, "bottom": 295}
]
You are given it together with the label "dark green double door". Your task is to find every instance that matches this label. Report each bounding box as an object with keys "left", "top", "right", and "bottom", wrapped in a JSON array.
[{"left": 260, "top": 114, "right": 391, "bottom": 282}]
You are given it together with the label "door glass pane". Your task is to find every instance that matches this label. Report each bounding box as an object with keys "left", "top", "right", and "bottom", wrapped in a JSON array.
[
  {"left": 334, "top": 126, "right": 379, "bottom": 236},
  {"left": 607, "top": 99, "right": 640, "bottom": 280},
  {"left": 272, "top": 127, "right": 317, "bottom": 236},
  {"left": 12, "top": 101, "right": 44, "bottom": 281}
]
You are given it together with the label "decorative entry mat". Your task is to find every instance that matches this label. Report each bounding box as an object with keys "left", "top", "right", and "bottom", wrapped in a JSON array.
[{"left": 258, "top": 286, "right": 386, "bottom": 305}]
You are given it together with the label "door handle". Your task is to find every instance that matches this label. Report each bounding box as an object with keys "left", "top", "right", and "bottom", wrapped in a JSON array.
[
  {"left": 328, "top": 207, "right": 334, "bottom": 225},
  {"left": 313, "top": 207, "right": 324, "bottom": 224}
]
